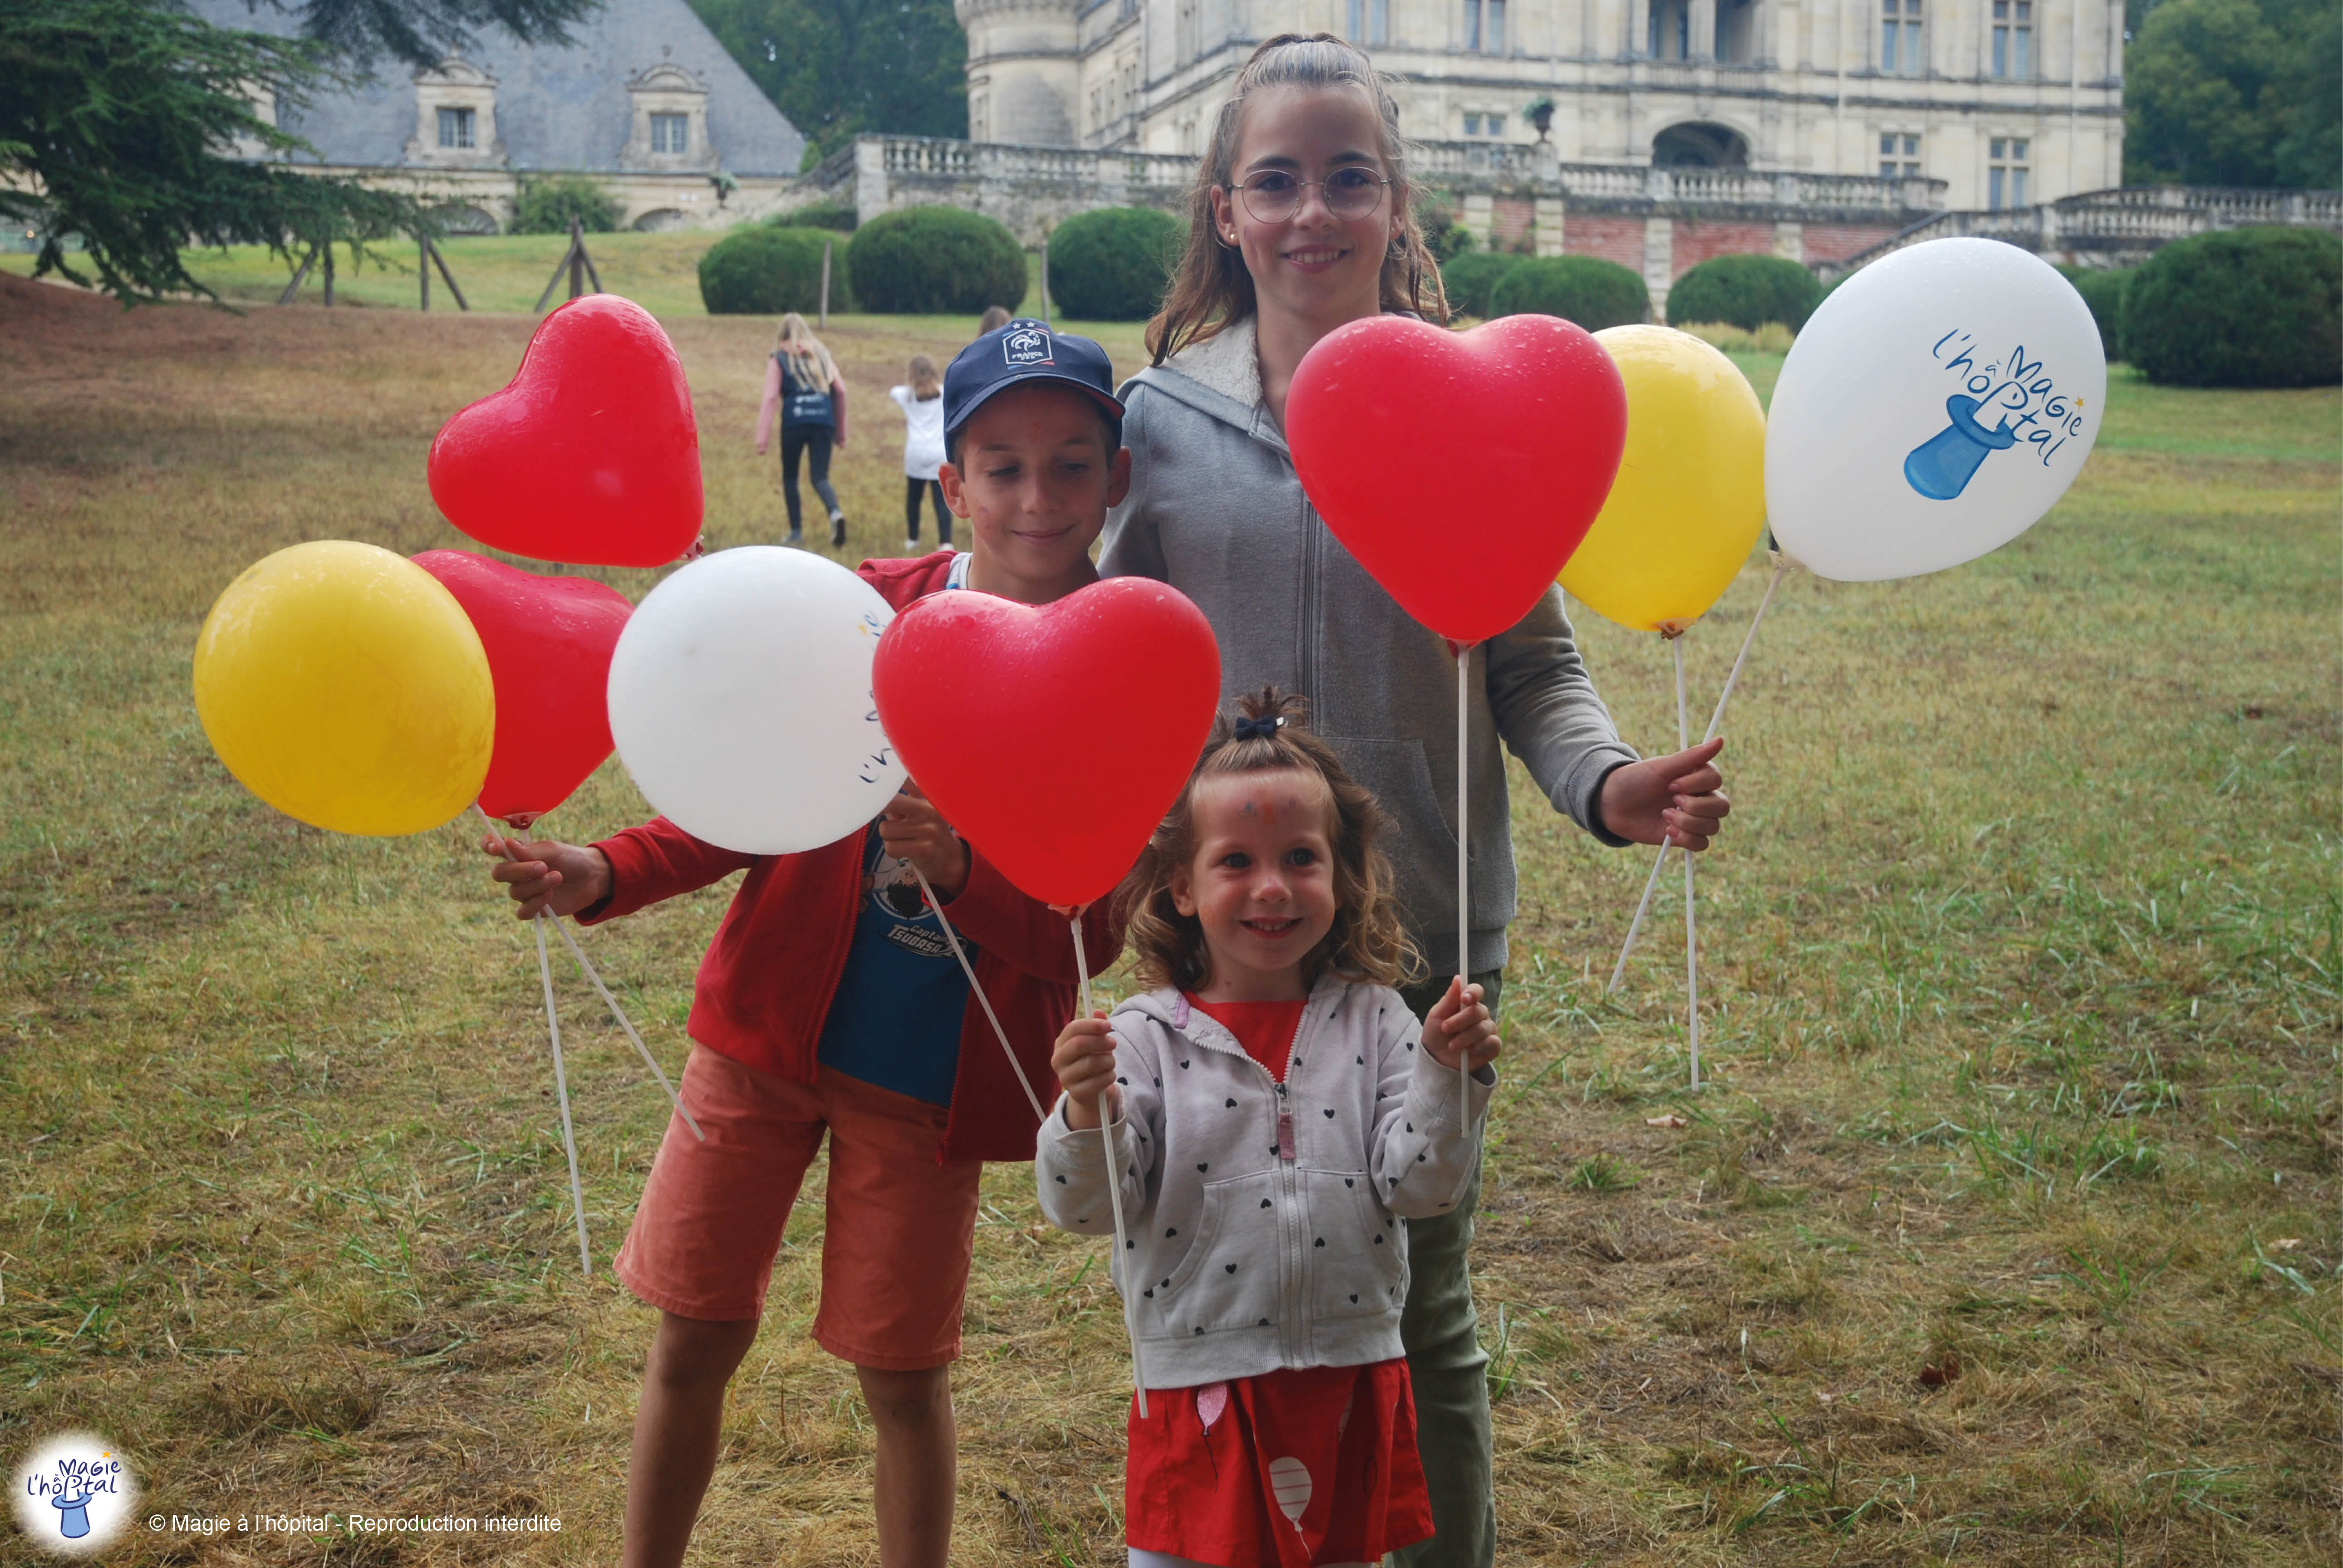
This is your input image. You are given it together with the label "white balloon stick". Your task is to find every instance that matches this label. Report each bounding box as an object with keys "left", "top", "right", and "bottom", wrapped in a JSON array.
[
  {"left": 1071, "top": 916, "right": 1147, "bottom": 1419},
  {"left": 1675, "top": 635, "right": 1701, "bottom": 1092},
  {"left": 535, "top": 911, "right": 592, "bottom": 1276},
  {"left": 1455, "top": 645, "right": 1472, "bottom": 1100},
  {"left": 480, "top": 805, "right": 701, "bottom": 1141},
  {"left": 910, "top": 861, "right": 1049, "bottom": 1123},
  {"left": 1606, "top": 558, "right": 1787, "bottom": 994}
]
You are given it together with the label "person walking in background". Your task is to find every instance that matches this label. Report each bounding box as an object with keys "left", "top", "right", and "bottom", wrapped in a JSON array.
[
  {"left": 890, "top": 354, "right": 951, "bottom": 552},
  {"left": 1100, "top": 34, "right": 1735, "bottom": 1566},
  {"left": 977, "top": 305, "right": 1012, "bottom": 335},
  {"left": 755, "top": 312, "right": 849, "bottom": 547}
]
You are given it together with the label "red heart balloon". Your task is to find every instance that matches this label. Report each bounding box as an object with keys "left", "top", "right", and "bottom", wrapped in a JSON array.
[
  {"left": 873, "top": 578, "right": 1222, "bottom": 908},
  {"left": 413, "top": 550, "right": 633, "bottom": 825},
  {"left": 427, "top": 295, "right": 703, "bottom": 568},
  {"left": 1286, "top": 314, "right": 1628, "bottom": 646}
]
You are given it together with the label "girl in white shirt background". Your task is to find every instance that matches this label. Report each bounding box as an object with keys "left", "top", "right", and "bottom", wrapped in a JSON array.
[{"left": 889, "top": 353, "right": 951, "bottom": 552}]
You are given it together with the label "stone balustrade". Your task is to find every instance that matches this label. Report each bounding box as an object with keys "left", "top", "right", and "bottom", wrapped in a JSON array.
[{"left": 1825, "top": 185, "right": 2343, "bottom": 275}]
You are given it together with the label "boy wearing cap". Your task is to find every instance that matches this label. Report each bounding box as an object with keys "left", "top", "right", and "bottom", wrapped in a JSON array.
[{"left": 484, "top": 320, "right": 1129, "bottom": 1568}]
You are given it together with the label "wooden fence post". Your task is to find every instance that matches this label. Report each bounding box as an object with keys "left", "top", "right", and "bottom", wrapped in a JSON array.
[{"left": 819, "top": 238, "right": 832, "bottom": 328}]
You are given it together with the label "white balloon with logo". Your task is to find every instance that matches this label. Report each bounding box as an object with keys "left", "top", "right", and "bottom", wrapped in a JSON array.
[
  {"left": 1767, "top": 236, "right": 2107, "bottom": 582},
  {"left": 607, "top": 547, "right": 905, "bottom": 854}
]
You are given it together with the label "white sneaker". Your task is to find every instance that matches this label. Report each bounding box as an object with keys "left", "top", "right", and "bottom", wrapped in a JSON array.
[{"left": 904, "top": 539, "right": 920, "bottom": 553}]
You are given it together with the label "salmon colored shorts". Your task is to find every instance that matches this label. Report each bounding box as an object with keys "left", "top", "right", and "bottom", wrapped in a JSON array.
[{"left": 614, "top": 1046, "right": 982, "bottom": 1370}]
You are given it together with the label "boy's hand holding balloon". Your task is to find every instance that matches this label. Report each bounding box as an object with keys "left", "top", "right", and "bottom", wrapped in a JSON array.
[
  {"left": 482, "top": 834, "right": 612, "bottom": 920},
  {"left": 1421, "top": 979, "right": 1503, "bottom": 1074},
  {"left": 879, "top": 783, "right": 969, "bottom": 900},
  {"left": 1598, "top": 737, "right": 1733, "bottom": 853}
]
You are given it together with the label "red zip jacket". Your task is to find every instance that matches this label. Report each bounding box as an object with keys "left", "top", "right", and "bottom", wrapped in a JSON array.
[{"left": 579, "top": 550, "right": 1123, "bottom": 1164}]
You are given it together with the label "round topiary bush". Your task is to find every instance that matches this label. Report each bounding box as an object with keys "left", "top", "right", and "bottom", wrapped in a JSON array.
[
  {"left": 2060, "top": 265, "right": 2130, "bottom": 363},
  {"left": 697, "top": 225, "right": 845, "bottom": 315},
  {"left": 1440, "top": 251, "right": 1524, "bottom": 319},
  {"left": 1662, "top": 253, "right": 1823, "bottom": 332},
  {"left": 1046, "top": 206, "right": 1181, "bottom": 321},
  {"left": 1488, "top": 256, "right": 1649, "bottom": 330},
  {"left": 848, "top": 206, "right": 1029, "bottom": 315},
  {"left": 2120, "top": 227, "right": 2341, "bottom": 387}
]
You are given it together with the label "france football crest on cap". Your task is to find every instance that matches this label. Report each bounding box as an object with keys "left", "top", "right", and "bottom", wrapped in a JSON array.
[{"left": 1002, "top": 323, "right": 1054, "bottom": 367}]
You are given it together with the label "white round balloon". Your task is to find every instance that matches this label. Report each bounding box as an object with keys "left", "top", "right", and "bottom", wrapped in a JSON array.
[
  {"left": 607, "top": 547, "right": 906, "bottom": 854},
  {"left": 1767, "top": 237, "right": 2106, "bottom": 582}
]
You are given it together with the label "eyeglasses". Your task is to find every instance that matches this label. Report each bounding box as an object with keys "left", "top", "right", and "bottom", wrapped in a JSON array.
[{"left": 1231, "top": 167, "right": 1391, "bottom": 223}]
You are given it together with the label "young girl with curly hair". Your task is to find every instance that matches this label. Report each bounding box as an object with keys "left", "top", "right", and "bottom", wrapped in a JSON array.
[{"left": 1040, "top": 689, "right": 1500, "bottom": 1568}]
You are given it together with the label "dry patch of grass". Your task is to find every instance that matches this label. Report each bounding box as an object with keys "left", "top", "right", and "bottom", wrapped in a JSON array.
[{"left": 0, "top": 272, "right": 2334, "bottom": 1565}]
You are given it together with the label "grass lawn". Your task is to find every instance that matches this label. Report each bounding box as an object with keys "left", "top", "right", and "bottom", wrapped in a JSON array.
[{"left": 0, "top": 270, "right": 2335, "bottom": 1566}]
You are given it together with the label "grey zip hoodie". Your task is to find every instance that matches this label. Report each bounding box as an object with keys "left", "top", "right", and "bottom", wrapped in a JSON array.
[
  {"left": 1035, "top": 976, "right": 1493, "bottom": 1389},
  {"left": 1101, "top": 317, "right": 1642, "bottom": 975}
]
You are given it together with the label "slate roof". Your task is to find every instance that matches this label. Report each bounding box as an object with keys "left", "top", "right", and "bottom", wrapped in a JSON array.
[{"left": 186, "top": 0, "right": 805, "bottom": 177}]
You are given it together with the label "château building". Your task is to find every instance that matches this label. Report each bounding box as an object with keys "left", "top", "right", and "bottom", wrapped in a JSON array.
[{"left": 957, "top": 0, "right": 2124, "bottom": 212}]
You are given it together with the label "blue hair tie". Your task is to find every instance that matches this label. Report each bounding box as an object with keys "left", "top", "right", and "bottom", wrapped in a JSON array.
[{"left": 1232, "top": 714, "right": 1285, "bottom": 742}]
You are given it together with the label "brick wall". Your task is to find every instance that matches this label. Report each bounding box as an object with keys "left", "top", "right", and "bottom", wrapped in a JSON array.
[
  {"left": 1564, "top": 216, "right": 1646, "bottom": 271},
  {"left": 1800, "top": 222, "right": 1903, "bottom": 265},
  {"left": 1493, "top": 196, "right": 1535, "bottom": 251},
  {"left": 1670, "top": 220, "right": 1778, "bottom": 276}
]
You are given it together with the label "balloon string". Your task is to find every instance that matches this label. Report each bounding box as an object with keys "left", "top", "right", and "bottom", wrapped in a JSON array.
[
  {"left": 536, "top": 911, "right": 592, "bottom": 1276},
  {"left": 1675, "top": 635, "right": 1700, "bottom": 1092},
  {"left": 478, "top": 805, "right": 701, "bottom": 1142},
  {"left": 1606, "top": 558, "right": 1787, "bottom": 995},
  {"left": 1455, "top": 645, "right": 1471, "bottom": 1101},
  {"left": 1072, "top": 916, "right": 1147, "bottom": 1419},
  {"left": 910, "top": 862, "right": 1048, "bottom": 1124}
]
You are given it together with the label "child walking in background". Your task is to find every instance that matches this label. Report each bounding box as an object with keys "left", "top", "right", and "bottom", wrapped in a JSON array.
[
  {"left": 1042, "top": 688, "right": 1500, "bottom": 1568},
  {"left": 754, "top": 312, "right": 848, "bottom": 547},
  {"left": 1101, "top": 35, "right": 1735, "bottom": 1564},
  {"left": 488, "top": 317, "right": 1134, "bottom": 1568},
  {"left": 890, "top": 353, "right": 950, "bottom": 551}
]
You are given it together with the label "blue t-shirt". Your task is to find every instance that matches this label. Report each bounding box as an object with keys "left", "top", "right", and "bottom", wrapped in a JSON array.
[{"left": 814, "top": 825, "right": 972, "bottom": 1105}]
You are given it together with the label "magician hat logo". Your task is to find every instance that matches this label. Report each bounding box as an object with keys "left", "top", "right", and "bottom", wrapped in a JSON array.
[{"left": 14, "top": 1433, "right": 138, "bottom": 1556}]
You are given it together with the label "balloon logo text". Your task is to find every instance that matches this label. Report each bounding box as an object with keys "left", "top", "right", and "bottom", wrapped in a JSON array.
[{"left": 1905, "top": 332, "right": 2092, "bottom": 501}]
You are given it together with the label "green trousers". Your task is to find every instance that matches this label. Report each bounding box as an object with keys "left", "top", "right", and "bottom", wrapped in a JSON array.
[{"left": 1390, "top": 970, "right": 1502, "bottom": 1568}]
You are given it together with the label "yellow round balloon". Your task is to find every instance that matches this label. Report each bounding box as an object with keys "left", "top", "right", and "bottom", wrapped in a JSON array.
[
  {"left": 194, "top": 541, "right": 495, "bottom": 835},
  {"left": 1560, "top": 326, "right": 1769, "bottom": 633}
]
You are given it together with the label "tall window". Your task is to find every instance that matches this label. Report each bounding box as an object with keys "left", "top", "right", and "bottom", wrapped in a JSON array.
[
  {"left": 1878, "top": 132, "right": 1921, "bottom": 178},
  {"left": 1988, "top": 137, "right": 2030, "bottom": 208},
  {"left": 1465, "top": 0, "right": 1504, "bottom": 53},
  {"left": 1881, "top": 0, "right": 1923, "bottom": 74},
  {"left": 1346, "top": 0, "right": 1389, "bottom": 44},
  {"left": 437, "top": 105, "right": 475, "bottom": 149},
  {"left": 1649, "top": 0, "right": 1690, "bottom": 60},
  {"left": 650, "top": 112, "right": 689, "bottom": 154},
  {"left": 1991, "top": 0, "right": 2033, "bottom": 78}
]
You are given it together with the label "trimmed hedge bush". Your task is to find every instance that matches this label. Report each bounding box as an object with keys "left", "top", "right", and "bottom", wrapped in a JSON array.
[
  {"left": 2059, "top": 265, "right": 2130, "bottom": 362},
  {"left": 511, "top": 175, "right": 622, "bottom": 235},
  {"left": 1440, "top": 251, "right": 1523, "bottom": 318},
  {"left": 1046, "top": 206, "right": 1181, "bottom": 321},
  {"left": 848, "top": 206, "right": 1028, "bottom": 315},
  {"left": 1488, "top": 256, "right": 1648, "bottom": 330},
  {"left": 2120, "top": 227, "right": 2341, "bottom": 387},
  {"left": 784, "top": 201, "right": 858, "bottom": 232},
  {"left": 698, "top": 225, "right": 847, "bottom": 315},
  {"left": 1662, "top": 253, "right": 1823, "bottom": 332}
]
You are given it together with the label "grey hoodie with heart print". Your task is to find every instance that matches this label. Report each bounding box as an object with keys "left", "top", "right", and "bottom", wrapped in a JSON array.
[
  {"left": 1100, "top": 316, "right": 1643, "bottom": 977},
  {"left": 1035, "top": 975, "right": 1493, "bottom": 1389}
]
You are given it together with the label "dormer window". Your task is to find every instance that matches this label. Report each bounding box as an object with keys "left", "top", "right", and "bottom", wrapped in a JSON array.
[
  {"left": 408, "top": 55, "right": 501, "bottom": 167},
  {"left": 624, "top": 59, "right": 715, "bottom": 171}
]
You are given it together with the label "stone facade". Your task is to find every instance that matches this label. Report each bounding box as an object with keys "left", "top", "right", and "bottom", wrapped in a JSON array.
[{"left": 957, "top": 0, "right": 2125, "bottom": 210}]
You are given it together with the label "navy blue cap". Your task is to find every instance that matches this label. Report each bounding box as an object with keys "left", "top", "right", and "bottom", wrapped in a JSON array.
[{"left": 942, "top": 318, "right": 1125, "bottom": 443}]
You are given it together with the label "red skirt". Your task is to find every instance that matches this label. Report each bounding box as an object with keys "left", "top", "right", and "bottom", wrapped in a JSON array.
[{"left": 1125, "top": 1359, "right": 1434, "bottom": 1568}]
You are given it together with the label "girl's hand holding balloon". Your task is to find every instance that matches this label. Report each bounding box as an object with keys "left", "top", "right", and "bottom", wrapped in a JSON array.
[
  {"left": 1598, "top": 738, "right": 1731, "bottom": 852},
  {"left": 1421, "top": 979, "right": 1502, "bottom": 1074},
  {"left": 1051, "top": 1009, "right": 1120, "bottom": 1131},
  {"left": 483, "top": 833, "right": 612, "bottom": 919},
  {"left": 879, "top": 783, "right": 969, "bottom": 900}
]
